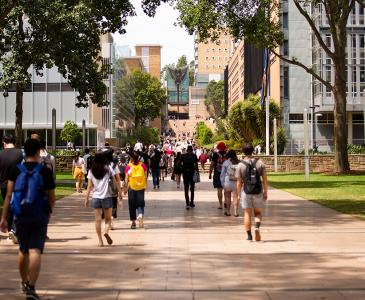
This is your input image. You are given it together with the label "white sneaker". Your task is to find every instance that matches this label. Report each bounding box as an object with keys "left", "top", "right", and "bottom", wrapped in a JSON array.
[
  {"left": 8, "top": 231, "right": 18, "bottom": 244},
  {"left": 137, "top": 214, "right": 144, "bottom": 228}
]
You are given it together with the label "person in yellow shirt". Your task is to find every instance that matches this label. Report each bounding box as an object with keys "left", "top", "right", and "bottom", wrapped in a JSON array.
[{"left": 124, "top": 150, "right": 148, "bottom": 229}]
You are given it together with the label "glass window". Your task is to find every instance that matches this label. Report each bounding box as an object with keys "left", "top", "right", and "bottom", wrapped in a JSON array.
[
  {"left": 282, "top": 12, "right": 288, "bottom": 29},
  {"left": 47, "top": 83, "right": 60, "bottom": 92},
  {"left": 33, "top": 83, "right": 46, "bottom": 92},
  {"left": 61, "top": 83, "right": 74, "bottom": 92},
  {"left": 283, "top": 67, "right": 289, "bottom": 98},
  {"left": 283, "top": 40, "right": 289, "bottom": 56}
]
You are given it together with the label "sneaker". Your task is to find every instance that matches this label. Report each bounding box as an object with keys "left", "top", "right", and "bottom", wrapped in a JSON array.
[
  {"left": 26, "top": 289, "right": 40, "bottom": 300},
  {"left": 255, "top": 229, "right": 261, "bottom": 242},
  {"left": 8, "top": 230, "right": 18, "bottom": 244},
  {"left": 131, "top": 223, "right": 137, "bottom": 229},
  {"left": 186, "top": 205, "right": 190, "bottom": 210},
  {"left": 247, "top": 235, "right": 253, "bottom": 241},
  {"left": 189, "top": 202, "right": 195, "bottom": 208},
  {"left": 137, "top": 215, "right": 144, "bottom": 228},
  {"left": 20, "top": 281, "right": 29, "bottom": 294}
]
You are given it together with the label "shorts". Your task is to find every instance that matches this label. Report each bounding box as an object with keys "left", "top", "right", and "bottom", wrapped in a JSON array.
[
  {"left": 15, "top": 217, "right": 49, "bottom": 254},
  {"left": 91, "top": 197, "right": 113, "bottom": 209},
  {"left": 241, "top": 192, "right": 265, "bottom": 209},
  {"left": 213, "top": 173, "right": 223, "bottom": 189},
  {"left": 223, "top": 180, "right": 237, "bottom": 193}
]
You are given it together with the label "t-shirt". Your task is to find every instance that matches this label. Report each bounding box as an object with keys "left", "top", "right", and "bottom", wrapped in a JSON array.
[
  {"left": 212, "top": 151, "right": 225, "bottom": 174},
  {"left": 235, "top": 157, "right": 266, "bottom": 181},
  {"left": 8, "top": 162, "right": 56, "bottom": 215},
  {"left": 73, "top": 157, "right": 85, "bottom": 168},
  {"left": 0, "top": 148, "right": 24, "bottom": 188},
  {"left": 83, "top": 154, "right": 91, "bottom": 170},
  {"left": 87, "top": 165, "right": 116, "bottom": 199},
  {"left": 134, "top": 142, "right": 143, "bottom": 152},
  {"left": 181, "top": 153, "right": 198, "bottom": 174}
]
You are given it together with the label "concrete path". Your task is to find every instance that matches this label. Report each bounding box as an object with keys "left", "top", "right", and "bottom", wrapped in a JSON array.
[{"left": 1, "top": 175, "right": 365, "bottom": 300}]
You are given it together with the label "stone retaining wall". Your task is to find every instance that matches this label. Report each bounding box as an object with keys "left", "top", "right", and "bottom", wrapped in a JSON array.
[{"left": 56, "top": 155, "right": 365, "bottom": 173}]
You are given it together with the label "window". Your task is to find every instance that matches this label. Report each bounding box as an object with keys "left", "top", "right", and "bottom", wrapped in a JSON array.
[
  {"left": 289, "top": 114, "right": 303, "bottom": 124},
  {"left": 47, "top": 83, "right": 60, "bottom": 92},
  {"left": 282, "top": 12, "right": 288, "bottom": 29},
  {"left": 283, "top": 40, "right": 289, "bottom": 56},
  {"left": 353, "top": 113, "right": 364, "bottom": 124},
  {"left": 33, "top": 83, "right": 46, "bottom": 92},
  {"left": 283, "top": 67, "right": 289, "bottom": 98},
  {"left": 61, "top": 83, "right": 74, "bottom": 92}
]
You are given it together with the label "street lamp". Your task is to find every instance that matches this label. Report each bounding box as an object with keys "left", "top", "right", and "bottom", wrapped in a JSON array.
[{"left": 309, "top": 104, "right": 320, "bottom": 151}]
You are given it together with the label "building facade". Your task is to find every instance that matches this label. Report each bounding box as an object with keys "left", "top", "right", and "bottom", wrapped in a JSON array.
[{"left": 194, "top": 32, "right": 234, "bottom": 87}]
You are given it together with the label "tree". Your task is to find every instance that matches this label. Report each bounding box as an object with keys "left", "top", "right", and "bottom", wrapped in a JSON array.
[
  {"left": 177, "top": 55, "right": 188, "bottom": 68},
  {"left": 173, "top": 0, "right": 358, "bottom": 172},
  {"left": 205, "top": 80, "right": 224, "bottom": 119},
  {"left": 0, "top": 1, "right": 135, "bottom": 146},
  {"left": 116, "top": 69, "right": 167, "bottom": 128},
  {"left": 227, "top": 94, "right": 280, "bottom": 146},
  {"left": 60, "top": 121, "right": 80, "bottom": 144},
  {"left": 195, "top": 121, "right": 213, "bottom": 145}
]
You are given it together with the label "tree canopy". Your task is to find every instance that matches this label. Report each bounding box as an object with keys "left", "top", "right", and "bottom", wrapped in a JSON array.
[
  {"left": 116, "top": 69, "right": 167, "bottom": 128},
  {"left": 60, "top": 120, "right": 80, "bottom": 143},
  {"left": 205, "top": 80, "right": 224, "bottom": 118}
]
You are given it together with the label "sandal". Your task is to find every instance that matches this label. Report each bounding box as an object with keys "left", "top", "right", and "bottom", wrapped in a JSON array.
[{"left": 104, "top": 233, "right": 113, "bottom": 245}]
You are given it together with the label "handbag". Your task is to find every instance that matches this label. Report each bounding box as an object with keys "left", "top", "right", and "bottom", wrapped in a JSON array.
[{"left": 193, "top": 170, "right": 200, "bottom": 183}]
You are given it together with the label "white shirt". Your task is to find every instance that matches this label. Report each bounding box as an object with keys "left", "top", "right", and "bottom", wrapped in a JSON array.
[
  {"left": 134, "top": 142, "right": 143, "bottom": 152},
  {"left": 88, "top": 165, "right": 116, "bottom": 199}
]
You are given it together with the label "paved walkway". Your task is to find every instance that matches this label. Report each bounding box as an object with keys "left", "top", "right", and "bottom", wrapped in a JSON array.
[{"left": 1, "top": 175, "right": 365, "bottom": 300}]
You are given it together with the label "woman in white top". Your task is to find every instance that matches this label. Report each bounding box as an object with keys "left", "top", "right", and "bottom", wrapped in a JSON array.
[
  {"left": 85, "top": 152, "right": 122, "bottom": 247},
  {"left": 72, "top": 151, "right": 85, "bottom": 193},
  {"left": 220, "top": 150, "right": 240, "bottom": 217}
]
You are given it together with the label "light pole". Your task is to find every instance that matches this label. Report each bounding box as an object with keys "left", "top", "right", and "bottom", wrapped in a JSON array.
[{"left": 309, "top": 105, "right": 320, "bottom": 151}]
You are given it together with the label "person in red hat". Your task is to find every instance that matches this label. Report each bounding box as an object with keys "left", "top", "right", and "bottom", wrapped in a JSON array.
[{"left": 209, "top": 142, "right": 227, "bottom": 209}]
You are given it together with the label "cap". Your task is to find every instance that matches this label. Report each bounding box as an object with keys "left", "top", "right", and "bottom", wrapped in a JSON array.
[{"left": 216, "top": 142, "right": 226, "bottom": 151}]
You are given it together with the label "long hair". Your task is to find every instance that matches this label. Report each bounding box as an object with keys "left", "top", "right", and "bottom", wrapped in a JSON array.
[
  {"left": 91, "top": 152, "right": 108, "bottom": 180},
  {"left": 74, "top": 151, "right": 80, "bottom": 162},
  {"left": 227, "top": 150, "right": 239, "bottom": 165}
]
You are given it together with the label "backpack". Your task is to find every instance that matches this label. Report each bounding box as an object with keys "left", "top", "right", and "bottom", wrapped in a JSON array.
[
  {"left": 227, "top": 162, "right": 238, "bottom": 181},
  {"left": 242, "top": 159, "right": 262, "bottom": 195},
  {"left": 86, "top": 155, "right": 94, "bottom": 171},
  {"left": 108, "top": 165, "right": 119, "bottom": 196},
  {"left": 128, "top": 162, "right": 146, "bottom": 191},
  {"left": 216, "top": 153, "right": 224, "bottom": 173},
  {"left": 10, "top": 163, "right": 46, "bottom": 220},
  {"left": 40, "top": 153, "right": 54, "bottom": 178}
]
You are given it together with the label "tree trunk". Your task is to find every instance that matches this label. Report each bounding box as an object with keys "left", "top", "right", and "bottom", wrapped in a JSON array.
[
  {"left": 332, "top": 27, "right": 350, "bottom": 173},
  {"left": 15, "top": 83, "right": 23, "bottom": 147}
]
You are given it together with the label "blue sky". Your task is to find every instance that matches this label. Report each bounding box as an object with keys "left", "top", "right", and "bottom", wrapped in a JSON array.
[{"left": 113, "top": 0, "right": 195, "bottom": 67}]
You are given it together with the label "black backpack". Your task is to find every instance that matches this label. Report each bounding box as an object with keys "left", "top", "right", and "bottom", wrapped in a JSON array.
[{"left": 242, "top": 159, "right": 262, "bottom": 195}]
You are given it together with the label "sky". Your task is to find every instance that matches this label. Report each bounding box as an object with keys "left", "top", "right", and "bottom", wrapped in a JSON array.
[{"left": 113, "top": 0, "right": 195, "bottom": 67}]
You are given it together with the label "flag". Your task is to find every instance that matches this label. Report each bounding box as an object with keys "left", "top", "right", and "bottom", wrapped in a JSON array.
[{"left": 260, "top": 49, "right": 270, "bottom": 109}]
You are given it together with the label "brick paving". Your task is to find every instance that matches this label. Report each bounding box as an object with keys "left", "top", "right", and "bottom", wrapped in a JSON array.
[{"left": 1, "top": 174, "right": 365, "bottom": 299}]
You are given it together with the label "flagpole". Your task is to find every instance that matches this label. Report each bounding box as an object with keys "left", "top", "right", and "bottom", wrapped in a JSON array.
[{"left": 265, "top": 49, "right": 270, "bottom": 155}]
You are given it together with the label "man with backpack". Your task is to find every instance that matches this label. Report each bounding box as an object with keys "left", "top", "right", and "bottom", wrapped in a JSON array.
[
  {"left": 0, "top": 138, "right": 56, "bottom": 300},
  {"left": 236, "top": 143, "right": 268, "bottom": 242}
]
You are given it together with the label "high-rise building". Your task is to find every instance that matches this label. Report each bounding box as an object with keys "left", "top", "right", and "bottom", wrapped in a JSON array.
[
  {"left": 281, "top": 1, "right": 365, "bottom": 153},
  {"left": 194, "top": 31, "right": 234, "bottom": 87}
]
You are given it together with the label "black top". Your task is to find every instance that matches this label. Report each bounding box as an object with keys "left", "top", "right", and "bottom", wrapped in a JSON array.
[
  {"left": 212, "top": 151, "right": 225, "bottom": 174},
  {"left": 181, "top": 153, "right": 198, "bottom": 174},
  {"left": 9, "top": 162, "right": 56, "bottom": 191},
  {"left": 0, "top": 148, "right": 23, "bottom": 188},
  {"left": 150, "top": 150, "right": 161, "bottom": 169}
]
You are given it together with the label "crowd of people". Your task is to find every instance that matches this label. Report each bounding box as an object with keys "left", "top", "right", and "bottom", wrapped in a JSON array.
[{"left": 0, "top": 134, "right": 268, "bottom": 300}]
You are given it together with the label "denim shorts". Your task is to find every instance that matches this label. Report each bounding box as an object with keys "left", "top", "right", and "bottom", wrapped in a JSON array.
[{"left": 91, "top": 197, "right": 113, "bottom": 209}]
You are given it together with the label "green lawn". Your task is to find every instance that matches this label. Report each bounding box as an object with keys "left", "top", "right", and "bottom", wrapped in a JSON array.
[
  {"left": 55, "top": 184, "right": 76, "bottom": 200},
  {"left": 269, "top": 173, "right": 365, "bottom": 220},
  {"left": 56, "top": 172, "right": 73, "bottom": 180}
]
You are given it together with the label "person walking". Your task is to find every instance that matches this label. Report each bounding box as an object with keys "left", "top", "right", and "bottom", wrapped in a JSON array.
[
  {"left": 236, "top": 143, "right": 269, "bottom": 241},
  {"left": 72, "top": 151, "right": 85, "bottom": 193},
  {"left": 124, "top": 150, "right": 148, "bottom": 229},
  {"left": 209, "top": 142, "right": 227, "bottom": 209},
  {"left": 149, "top": 147, "right": 161, "bottom": 190},
  {"left": 0, "top": 138, "right": 56, "bottom": 300},
  {"left": 173, "top": 152, "right": 183, "bottom": 188},
  {"left": 0, "top": 135, "right": 24, "bottom": 244},
  {"left": 83, "top": 148, "right": 92, "bottom": 188},
  {"left": 181, "top": 145, "right": 199, "bottom": 210},
  {"left": 85, "top": 152, "right": 121, "bottom": 246},
  {"left": 220, "top": 150, "right": 240, "bottom": 217},
  {"left": 198, "top": 150, "right": 208, "bottom": 173}
]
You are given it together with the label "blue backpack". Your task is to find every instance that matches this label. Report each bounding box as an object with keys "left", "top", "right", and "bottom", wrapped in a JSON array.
[{"left": 10, "top": 163, "right": 45, "bottom": 220}]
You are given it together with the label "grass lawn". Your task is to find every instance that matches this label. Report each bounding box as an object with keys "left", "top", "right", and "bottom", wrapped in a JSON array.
[
  {"left": 269, "top": 173, "right": 365, "bottom": 220},
  {"left": 56, "top": 172, "right": 73, "bottom": 180},
  {"left": 55, "top": 184, "right": 76, "bottom": 200}
]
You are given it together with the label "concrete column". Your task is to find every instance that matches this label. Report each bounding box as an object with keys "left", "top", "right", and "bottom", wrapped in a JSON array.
[{"left": 347, "top": 112, "right": 353, "bottom": 145}]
